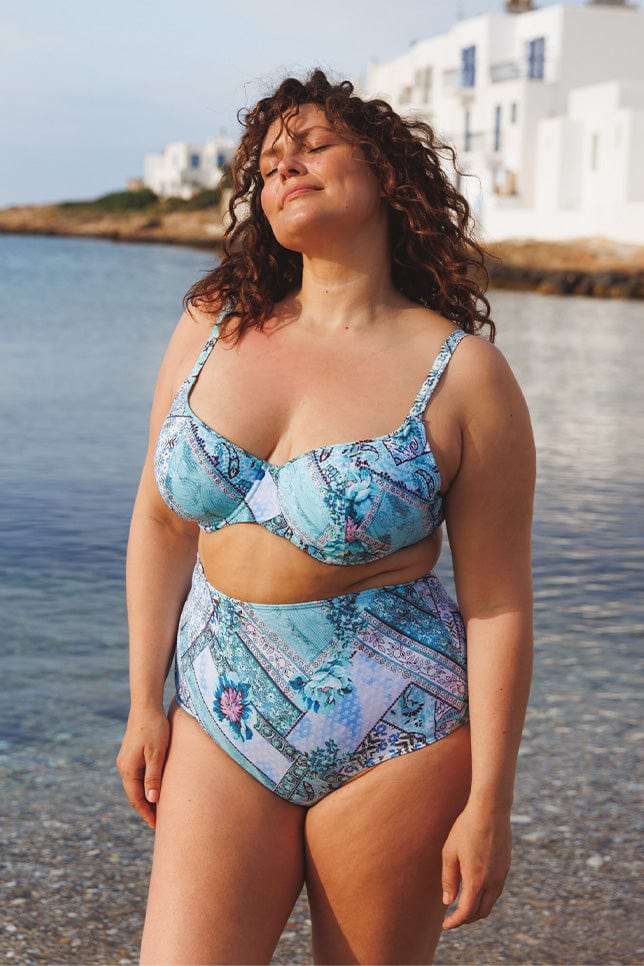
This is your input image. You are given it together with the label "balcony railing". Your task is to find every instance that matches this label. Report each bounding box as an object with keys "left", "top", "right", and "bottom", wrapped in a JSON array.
[
  {"left": 490, "top": 58, "right": 552, "bottom": 82},
  {"left": 442, "top": 68, "right": 476, "bottom": 91},
  {"left": 443, "top": 60, "right": 551, "bottom": 85},
  {"left": 490, "top": 60, "right": 524, "bottom": 83}
]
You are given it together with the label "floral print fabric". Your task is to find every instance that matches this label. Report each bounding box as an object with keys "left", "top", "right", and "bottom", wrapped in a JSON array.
[
  {"left": 154, "top": 325, "right": 468, "bottom": 565},
  {"left": 175, "top": 558, "right": 468, "bottom": 805}
]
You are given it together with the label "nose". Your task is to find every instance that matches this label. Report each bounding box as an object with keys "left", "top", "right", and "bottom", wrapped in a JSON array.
[{"left": 276, "top": 147, "right": 306, "bottom": 179}]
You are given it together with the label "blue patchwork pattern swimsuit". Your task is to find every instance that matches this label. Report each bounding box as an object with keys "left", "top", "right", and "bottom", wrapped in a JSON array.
[{"left": 154, "top": 320, "right": 469, "bottom": 805}]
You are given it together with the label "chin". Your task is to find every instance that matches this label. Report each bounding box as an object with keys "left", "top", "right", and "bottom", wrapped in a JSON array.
[{"left": 272, "top": 219, "right": 332, "bottom": 254}]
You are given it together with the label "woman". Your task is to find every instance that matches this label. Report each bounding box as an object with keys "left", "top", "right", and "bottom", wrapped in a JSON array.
[{"left": 117, "top": 70, "right": 534, "bottom": 965}]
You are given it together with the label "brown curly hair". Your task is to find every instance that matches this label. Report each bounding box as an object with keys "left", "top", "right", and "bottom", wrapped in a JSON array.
[{"left": 185, "top": 69, "right": 495, "bottom": 342}]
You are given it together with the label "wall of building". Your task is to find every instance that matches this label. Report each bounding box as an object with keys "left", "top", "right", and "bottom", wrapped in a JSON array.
[
  {"left": 626, "top": 106, "right": 644, "bottom": 204},
  {"left": 143, "top": 137, "right": 234, "bottom": 199},
  {"left": 363, "top": 2, "right": 644, "bottom": 243}
]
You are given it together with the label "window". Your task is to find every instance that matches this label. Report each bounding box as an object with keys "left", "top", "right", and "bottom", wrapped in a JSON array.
[
  {"left": 527, "top": 37, "right": 546, "bottom": 80},
  {"left": 399, "top": 84, "right": 413, "bottom": 106},
  {"left": 464, "top": 110, "right": 472, "bottom": 152},
  {"left": 190, "top": 153, "right": 200, "bottom": 169},
  {"left": 511, "top": 101, "right": 518, "bottom": 124},
  {"left": 461, "top": 46, "right": 476, "bottom": 88},
  {"left": 415, "top": 66, "right": 433, "bottom": 104},
  {"left": 217, "top": 151, "right": 227, "bottom": 168},
  {"left": 494, "top": 105, "right": 502, "bottom": 152}
]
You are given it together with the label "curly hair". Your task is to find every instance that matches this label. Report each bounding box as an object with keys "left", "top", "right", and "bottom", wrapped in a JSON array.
[{"left": 185, "top": 69, "right": 495, "bottom": 342}]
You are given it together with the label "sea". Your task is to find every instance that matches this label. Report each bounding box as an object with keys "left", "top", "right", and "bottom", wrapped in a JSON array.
[{"left": 1, "top": 232, "right": 642, "bottom": 963}]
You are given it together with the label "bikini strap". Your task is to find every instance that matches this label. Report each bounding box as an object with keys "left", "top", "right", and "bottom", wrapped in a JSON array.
[
  {"left": 186, "top": 311, "right": 226, "bottom": 381},
  {"left": 409, "top": 329, "right": 468, "bottom": 417}
]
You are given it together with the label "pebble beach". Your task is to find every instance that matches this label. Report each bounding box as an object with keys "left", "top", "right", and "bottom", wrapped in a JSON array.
[{"left": 2, "top": 643, "right": 642, "bottom": 966}]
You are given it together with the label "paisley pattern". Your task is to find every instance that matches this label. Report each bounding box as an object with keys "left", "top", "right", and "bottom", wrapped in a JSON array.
[
  {"left": 154, "top": 323, "right": 468, "bottom": 565},
  {"left": 175, "top": 558, "right": 468, "bottom": 806}
]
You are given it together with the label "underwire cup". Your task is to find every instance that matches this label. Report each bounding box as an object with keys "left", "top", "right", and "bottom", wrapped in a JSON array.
[{"left": 175, "top": 557, "right": 468, "bottom": 805}]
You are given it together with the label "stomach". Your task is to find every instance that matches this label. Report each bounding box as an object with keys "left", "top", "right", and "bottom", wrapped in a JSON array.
[{"left": 198, "top": 525, "right": 443, "bottom": 604}]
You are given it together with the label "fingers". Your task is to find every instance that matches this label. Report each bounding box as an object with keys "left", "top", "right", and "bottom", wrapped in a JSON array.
[
  {"left": 116, "top": 710, "right": 170, "bottom": 829},
  {"left": 476, "top": 883, "right": 505, "bottom": 921},
  {"left": 118, "top": 761, "right": 158, "bottom": 830},
  {"left": 441, "top": 843, "right": 477, "bottom": 930},
  {"left": 130, "top": 792, "right": 157, "bottom": 830},
  {"left": 442, "top": 884, "right": 482, "bottom": 930},
  {"left": 441, "top": 847, "right": 461, "bottom": 907},
  {"left": 440, "top": 811, "right": 510, "bottom": 930},
  {"left": 143, "top": 746, "right": 164, "bottom": 805},
  {"left": 441, "top": 840, "right": 506, "bottom": 929},
  {"left": 442, "top": 880, "right": 506, "bottom": 930}
]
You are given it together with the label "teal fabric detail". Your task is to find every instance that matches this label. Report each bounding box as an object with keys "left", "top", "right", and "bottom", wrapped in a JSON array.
[
  {"left": 154, "top": 323, "right": 468, "bottom": 566},
  {"left": 175, "top": 558, "right": 468, "bottom": 805}
]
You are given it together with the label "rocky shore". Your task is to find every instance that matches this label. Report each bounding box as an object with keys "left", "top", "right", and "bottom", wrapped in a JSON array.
[
  {"left": 2, "top": 201, "right": 644, "bottom": 298},
  {"left": 485, "top": 237, "right": 644, "bottom": 299},
  {"left": 0, "top": 202, "right": 223, "bottom": 250}
]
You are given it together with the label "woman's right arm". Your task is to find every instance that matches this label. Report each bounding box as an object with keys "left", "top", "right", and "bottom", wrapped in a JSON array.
[{"left": 116, "top": 310, "right": 213, "bottom": 829}]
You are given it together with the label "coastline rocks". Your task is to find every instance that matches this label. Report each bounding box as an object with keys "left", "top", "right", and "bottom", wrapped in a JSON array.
[
  {"left": 485, "top": 261, "right": 644, "bottom": 299},
  {"left": 0, "top": 203, "right": 223, "bottom": 251},
  {"left": 484, "top": 236, "right": 644, "bottom": 300}
]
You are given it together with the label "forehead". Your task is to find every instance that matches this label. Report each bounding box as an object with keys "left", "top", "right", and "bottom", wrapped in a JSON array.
[{"left": 261, "top": 104, "right": 334, "bottom": 154}]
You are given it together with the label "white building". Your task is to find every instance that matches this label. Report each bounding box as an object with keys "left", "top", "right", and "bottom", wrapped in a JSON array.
[
  {"left": 364, "top": 1, "right": 644, "bottom": 243},
  {"left": 144, "top": 137, "right": 235, "bottom": 200}
]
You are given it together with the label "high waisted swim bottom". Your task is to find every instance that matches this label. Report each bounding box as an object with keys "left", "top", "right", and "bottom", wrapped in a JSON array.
[{"left": 175, "top": 558, "right": 468, "bottom": 806}]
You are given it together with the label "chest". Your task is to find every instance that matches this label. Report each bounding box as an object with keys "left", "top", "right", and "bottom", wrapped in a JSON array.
[{"left": 187, "top": 328, "right": 461, "bottom": 483}]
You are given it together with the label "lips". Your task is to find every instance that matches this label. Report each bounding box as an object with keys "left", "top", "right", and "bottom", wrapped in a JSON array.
[{"left": 281, "top": 184, "right": 320, "bottom": 206}]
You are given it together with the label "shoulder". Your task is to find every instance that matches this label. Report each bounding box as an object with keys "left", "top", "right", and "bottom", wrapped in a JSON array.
[
  {"left": 157, "top": 304, "right": 221, "bottom": 392},
  {"left": 449, "top": 333, "right": 523, "bottom": 405},
  {"left": 448, "top": 334, "right": 534, "bottom": 465},
  {"left": 394, "top": 304, "right": 463, "bottom": 358},
  {"left": 172, "top": 303, "right": 222, "bottom": 363},
  {"left": 142, "top": 303, "right": 222, "bottom": 447}
]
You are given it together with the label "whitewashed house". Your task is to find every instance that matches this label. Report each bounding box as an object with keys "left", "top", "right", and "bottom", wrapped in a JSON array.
[
  {"left": 144, "top": 137, "right": 235, "bottom": 200},
  {"left": 364, "top": 0, "right": 644, "bottom": 243}
]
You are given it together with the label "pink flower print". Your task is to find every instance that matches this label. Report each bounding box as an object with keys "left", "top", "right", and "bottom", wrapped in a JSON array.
[
  {"left": 345, "top": 515, "right": 360, "bottom": 543},
  {"left": 220, "top": 687, "right": 244, "bottom": 722},
  {"left": 213, "top": 673, "right": 253, "bottom": 740}
]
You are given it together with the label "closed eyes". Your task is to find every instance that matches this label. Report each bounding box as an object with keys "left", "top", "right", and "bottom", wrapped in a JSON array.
[{"left": 261, "top": 143, "right": 332, "bottom": 180}]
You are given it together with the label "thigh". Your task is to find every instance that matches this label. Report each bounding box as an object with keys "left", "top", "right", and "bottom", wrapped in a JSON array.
[
  {"left": 304, "top": 724, "right": 472, "bottom": 965},
  {"left": 141, "top": 704, "right": 306, "bottom": 965}
]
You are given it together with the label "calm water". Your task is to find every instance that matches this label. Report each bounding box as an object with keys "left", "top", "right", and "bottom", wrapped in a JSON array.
[{"left": 0, "top": 232, "right": 642, "bottom": 747}]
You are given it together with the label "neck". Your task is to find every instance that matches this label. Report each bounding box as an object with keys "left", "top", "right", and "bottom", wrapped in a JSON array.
[{"left": 292, "top": 220, "right": 402, "bottom": 333}]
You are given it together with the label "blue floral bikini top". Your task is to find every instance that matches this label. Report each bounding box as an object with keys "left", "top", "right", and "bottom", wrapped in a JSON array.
[{"left": 154, "top": 321, "right": 468, "bottom": 566}]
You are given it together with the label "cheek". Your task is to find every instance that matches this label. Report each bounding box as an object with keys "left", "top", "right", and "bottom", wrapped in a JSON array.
[
  {"left": 259, "top": 184, "right": 271, "bottom": 216},
  {"left": 349, "top": 175, "right": 382, "bottom": 215},
  {"left": 260, "top": 179, "right": 280, "bottom": 217},
  {"left": 259, "top": 185, "right": 284, "bottom": 241}
]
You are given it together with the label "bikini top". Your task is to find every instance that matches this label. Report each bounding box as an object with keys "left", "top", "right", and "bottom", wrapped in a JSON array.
[{"left": 154, "top": 321, "right": 468, "bottom": 566}]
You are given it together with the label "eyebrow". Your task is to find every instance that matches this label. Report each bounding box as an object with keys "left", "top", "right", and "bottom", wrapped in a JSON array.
[{"left": 259, "top": 125, "right": 336, "bottom": 164}]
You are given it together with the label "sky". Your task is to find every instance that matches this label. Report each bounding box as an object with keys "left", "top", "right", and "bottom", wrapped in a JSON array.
[{"left": 1, "top": 0, "right": 567, "bottom": 207}]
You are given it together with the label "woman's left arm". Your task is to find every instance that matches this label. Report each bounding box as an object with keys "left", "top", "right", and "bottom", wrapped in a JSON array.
[{"left": 440, "top": 338, "right": 536, "bottom": 930}]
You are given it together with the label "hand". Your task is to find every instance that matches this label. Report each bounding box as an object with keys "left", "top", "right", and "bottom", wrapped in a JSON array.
[
  {"left": 441, "top": 803, "right": 512, "bottom": 929},
  {"left": 116, "top": 706, "right": 170, "bottom": 829}
]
